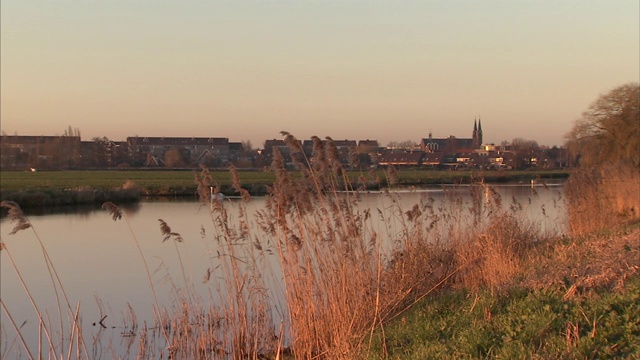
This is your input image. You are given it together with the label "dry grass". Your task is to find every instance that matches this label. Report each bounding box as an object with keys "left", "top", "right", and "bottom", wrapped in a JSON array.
[
  {"left": 451, "top": 211, "right": 539, "bottom": 292},
  {"left": 523, "top": 227, "right": 640, "bottom": 295},
  {"left": 564, "top": 164, "right": 640, "bottom": 236}
]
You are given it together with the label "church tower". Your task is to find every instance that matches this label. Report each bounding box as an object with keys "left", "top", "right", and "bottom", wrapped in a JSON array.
[
  {"left": 472, "top": 118, "right": 479, "bottom": 147},
  {"left": 472, "top": 117, "right": 484, "bottom": 148}
]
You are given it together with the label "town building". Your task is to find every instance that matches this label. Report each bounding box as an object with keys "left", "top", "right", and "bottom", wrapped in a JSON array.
[
  {"left": 126, "top": 136, "right": 230, "bottom": 167},
  {"left": 420, "top": 119, "right": 483, "bottom": 153}
]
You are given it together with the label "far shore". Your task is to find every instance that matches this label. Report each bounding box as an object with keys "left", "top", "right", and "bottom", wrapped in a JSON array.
[{"left": 0, "top": 168, "right": 569, "bottom": 209}]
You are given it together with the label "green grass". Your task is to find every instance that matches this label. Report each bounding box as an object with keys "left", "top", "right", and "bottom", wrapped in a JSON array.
[
  {"left": 0, "top": 169, "right": 569, "bottom": 192},
  {"left": 367, "top": 275, "right": 640, "bottom": 359},
  {"left": 0, "top": 170, "right": 275, "bottom": 191}
]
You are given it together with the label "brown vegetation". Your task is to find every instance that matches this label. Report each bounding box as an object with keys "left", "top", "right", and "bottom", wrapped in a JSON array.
[{"left": 564, "top": 164, "right": 640, "bottom": 236}]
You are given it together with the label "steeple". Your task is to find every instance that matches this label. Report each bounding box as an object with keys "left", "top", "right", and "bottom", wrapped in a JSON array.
[
  {"left": 478, "top": 116, "right": 483, "bottom": 145},
  {"left": 472, "top": 118, "right": 479, "bottom": 147}
]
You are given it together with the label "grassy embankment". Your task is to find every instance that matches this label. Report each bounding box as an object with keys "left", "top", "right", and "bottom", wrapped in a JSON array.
[
  {"left": 367, "top": 228, "right": 640, "bottom": 359},
  {"left": 1, "top": 136, "right": 634, "bottom": 359},
  {"left": 366, "top": 165, "right": 640, "bottom": 359},
  {"left": 0, "top": 168, "right": 569, "bottom": 208}
]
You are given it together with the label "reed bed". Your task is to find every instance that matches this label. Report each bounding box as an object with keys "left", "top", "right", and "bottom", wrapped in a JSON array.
[
  {"left": 144, "top": 134, "right": 554, "bottom": 359},
  {"left": 1, "top": 133, "right": 581, "bottom": 359},
  {"left": 564, "top": 163, "right": 640, "bottom": 236}
]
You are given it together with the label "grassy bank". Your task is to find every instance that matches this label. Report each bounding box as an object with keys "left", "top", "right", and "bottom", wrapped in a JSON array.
[
  {"left": 0, "top": 168, "right": 569, "bottom": 208},
  {"left": 367, "top": 227, "right": 640, "bottom": 359},
  {"left": 373, "top": 275, "right": 640, "bottom": 359},
  {"left": 365, "top": 164, "right": 640, "bottom": 359}
]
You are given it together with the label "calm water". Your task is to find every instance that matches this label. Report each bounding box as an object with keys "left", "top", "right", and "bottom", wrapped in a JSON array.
[{"left": 0, "top": 183, "right": 565, "bottom": 358}]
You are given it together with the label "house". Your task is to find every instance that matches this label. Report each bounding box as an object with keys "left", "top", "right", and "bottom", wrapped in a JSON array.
[
  {"left": 357, "top": 140, "right": 380, "bottom": 153},
  {"left": 127, "top": 136, "right": 230, "bottom": 167},
  {"left": 296, "top": 138, "right": 359, "bottom": 167},
  {"left": 228, "top": 142, "right": 244, "bottom": 163},
  {"left": 263, "top": 139, "right": 288, "bottom": 155},
  {"left": 378, "top": 152, "right": 424, "bottom": 167},
  {"left": 262, "top": 139, "right": 296, "bottom": 167},
  {"left": 331, "top": 139, "right": 357, "bottom": 150},
  {"left": 422, "top": 152, "right": 442, "bottom": 167}
]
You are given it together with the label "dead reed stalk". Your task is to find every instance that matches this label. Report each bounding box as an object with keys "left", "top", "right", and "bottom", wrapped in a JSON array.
[
  {"left": 0, "top": 201, "right": 90, "bottom": 359},
  {"left": 565, "top": 164, "right": 640, "bottom": 236}
]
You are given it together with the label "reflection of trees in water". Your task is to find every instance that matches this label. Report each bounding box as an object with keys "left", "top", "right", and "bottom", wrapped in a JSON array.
[
  {"left": 0, "top": 202, "right": 142, "bottom": 219},
  {"left": 120, "top": 203, "right": 142, "bottom": 217},
  {"left": 21, "top": 203, "right": 97, "bottom": 217}
]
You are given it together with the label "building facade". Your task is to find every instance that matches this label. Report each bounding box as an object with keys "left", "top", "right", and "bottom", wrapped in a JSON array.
[{"left": 420, "top": 119, "right": 483, "bottom": 154}]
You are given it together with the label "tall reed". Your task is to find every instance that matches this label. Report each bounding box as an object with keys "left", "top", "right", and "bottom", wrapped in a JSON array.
[
  {"left": 565, "top": 163, "right": 640, "bottom": 236},
  {"left": 144, "top": 133, "right": 555, "bottom": 359},
  {"left": 0, "top": 201, "right": 89, "bottom": 359}
]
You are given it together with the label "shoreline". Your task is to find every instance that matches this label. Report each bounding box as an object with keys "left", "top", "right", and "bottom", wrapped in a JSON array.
[{"left": 0, "top": 169, "right": 569, "bottom": 209}]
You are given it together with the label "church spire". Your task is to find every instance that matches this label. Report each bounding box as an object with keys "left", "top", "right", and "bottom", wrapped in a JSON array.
[
  {"left": 478, "top": 116, "right": 483, "bottom": 145},
  {"left": 473, "top": 118, "right": 479, "bottom": 147}
]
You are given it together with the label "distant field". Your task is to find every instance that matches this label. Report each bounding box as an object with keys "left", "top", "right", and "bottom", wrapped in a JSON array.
[
  {"left": 0, "top": 168, "right": 569, "bottom": 192},
  {"left": 0, "top": 170, "right": 274, "bottom": 192}
]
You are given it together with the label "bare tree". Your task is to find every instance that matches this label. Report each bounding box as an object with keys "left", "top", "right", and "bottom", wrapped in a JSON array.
[
  {"left": 63, "top": 125, "right": 81, "bottom": 137},
  {"left": 510, "top": 138, "right": 539, "bottom": 169},
  {"left": 164, "top": 147, "right": 187, "bottom": 168},
  {"left": 565, "top": 83, "right": 640, "bottom": 167},
  {"left": 241, "top": 140, "right": 253, "bottom": 153},
  {"left": 91, "top": 137, "right": 111, "bottom": 168},
  {"left": 387, "top": 140, "right": 417, "bottom": 149}
]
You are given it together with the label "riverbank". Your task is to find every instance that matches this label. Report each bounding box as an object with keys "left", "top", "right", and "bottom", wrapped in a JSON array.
[
  {"left": 366, "top": 225, "right": 640, "bottom": 359},
  {"left": 0, "top": 168, "right": 569, "bottom": 208}
]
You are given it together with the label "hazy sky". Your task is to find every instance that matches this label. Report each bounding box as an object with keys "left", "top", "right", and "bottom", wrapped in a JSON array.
[{"left": 1, "top": 1, "right": 638, "bottom": 147}]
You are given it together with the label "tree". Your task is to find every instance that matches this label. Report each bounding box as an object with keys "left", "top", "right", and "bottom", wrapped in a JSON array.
[
  {"left": 63, "top": 125, "right": 81, "bottom": 137},
  {"left": 386, "top": 140, "right": 417, "bottom": 149},
  {"left": 241, "top": 140, "right": 253, "bottom": 153},
  {"left": 164, "top": 147, "right": 188, "bottom": 168},
  {"left": 565, "top": 83, "right": 640, "bottom": 167},
  {"left": 91, "top": 137, "right": 111, "bottom": 168},
  {"left": 510, "top": 138, "right": 539, "bottom": 169}
]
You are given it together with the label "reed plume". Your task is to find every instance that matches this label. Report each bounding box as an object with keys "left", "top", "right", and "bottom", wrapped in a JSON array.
[
  {"left": 229, "top": 164, "right": 251, "bottom": 202},
  {"left": 158, "top": 219, "right": 184, "bottom": 243},
  {"left": 1, "top": 200, "right": 32, "bottom": 234},
  {"left": 194, "top": 164, "right": 213, "bottom": 203},
  {"left": 101, "top": 201, "right": 122, "bottom": 221}
]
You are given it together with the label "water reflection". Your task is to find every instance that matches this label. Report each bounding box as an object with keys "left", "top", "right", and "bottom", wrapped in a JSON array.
[{"left": 0, "top": 201, "right": 143, "bottom": 219}]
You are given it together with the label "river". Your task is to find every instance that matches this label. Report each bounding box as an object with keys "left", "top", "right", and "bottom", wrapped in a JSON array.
[{"left": 0, "top": 182, "right": 565, "bottom": 358}]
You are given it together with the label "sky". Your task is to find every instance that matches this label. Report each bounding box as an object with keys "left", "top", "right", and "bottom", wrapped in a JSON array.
[{"left": 1, "top": 1, "right": 638, "bottom": 148}]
